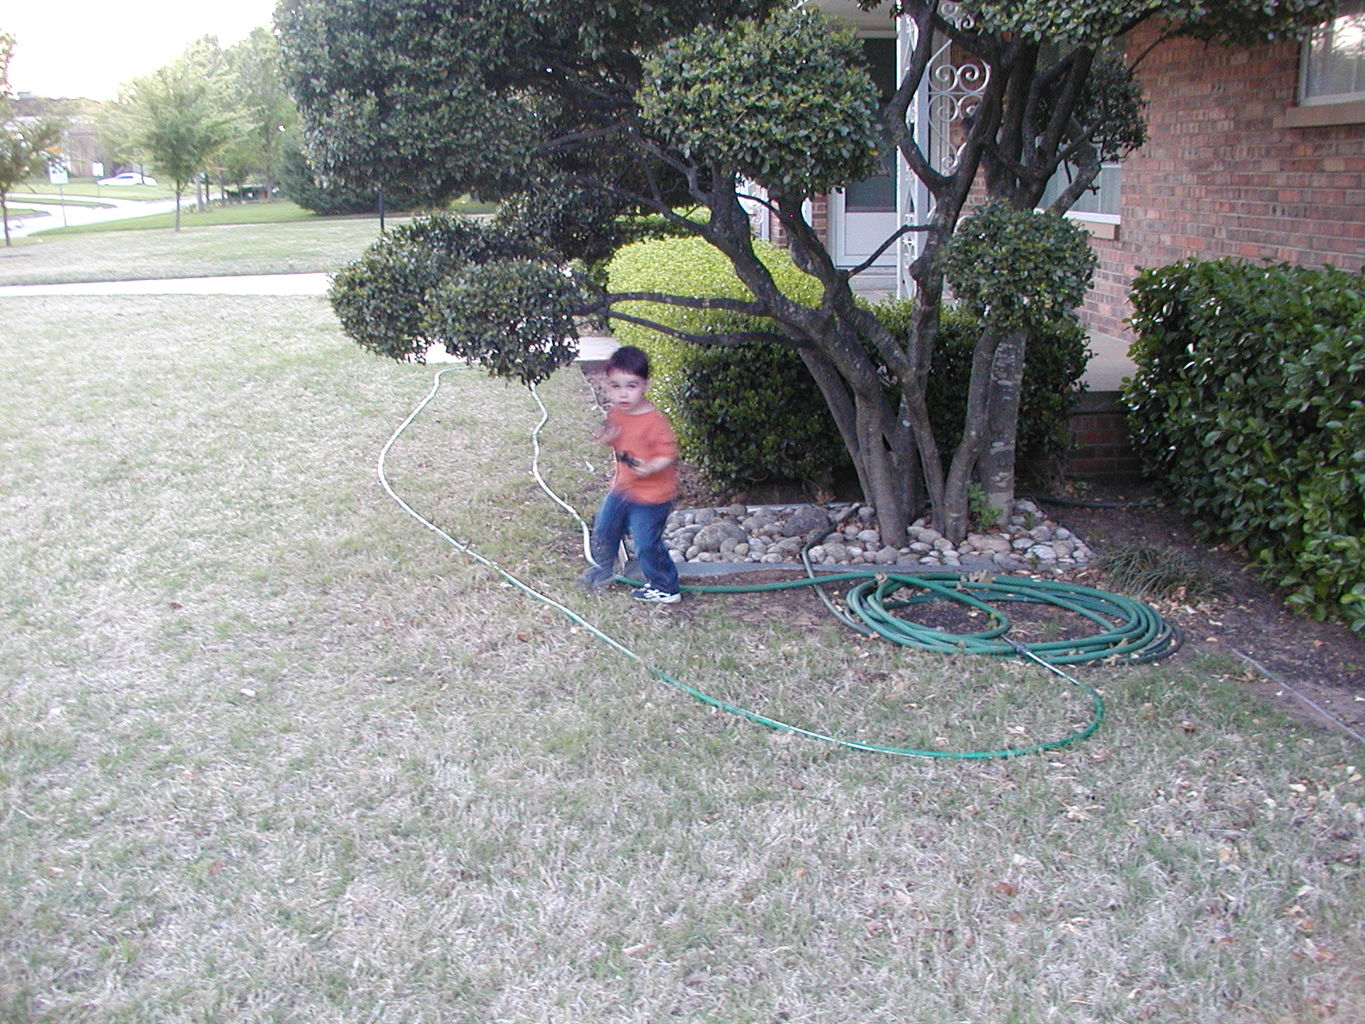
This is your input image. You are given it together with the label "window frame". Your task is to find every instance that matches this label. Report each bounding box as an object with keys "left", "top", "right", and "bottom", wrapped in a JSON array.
[
  {"left": 1038, "top": 160, "right": 1122, "bottom": 238},
  {"left": 1293, "top": 0, "right": 1365, "bottom": 123}
]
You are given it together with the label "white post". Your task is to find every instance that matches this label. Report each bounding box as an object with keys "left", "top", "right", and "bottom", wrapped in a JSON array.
[{"left": 895, "top": 16, "right": 933, "bottom": 299}]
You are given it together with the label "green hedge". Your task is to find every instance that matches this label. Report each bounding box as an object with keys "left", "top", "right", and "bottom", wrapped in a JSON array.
[
  {"left": 605, "top": 236, "right": 847, "bottom": 486},
  {"left": 1125, "top": 259, "right": 1365, "bottom": 630},
  {"left": 606, "top": 236, "right": 1091, "bottom": 491}
]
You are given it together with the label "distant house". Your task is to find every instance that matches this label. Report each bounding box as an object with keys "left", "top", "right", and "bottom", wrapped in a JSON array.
[
  {"left": 766, "top": 2, "right": 1364, "bottom": 394},
  {"left": 16, "top": 95, "right": 104, "bottom": 178}
]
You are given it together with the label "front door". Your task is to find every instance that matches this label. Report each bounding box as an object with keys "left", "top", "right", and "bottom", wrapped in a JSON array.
[
  {"left": 830, "top": 146, "right": 898, "bottom": 268},
  {"left": 830, "top": 36, "right": 899, "bottom": 270}
]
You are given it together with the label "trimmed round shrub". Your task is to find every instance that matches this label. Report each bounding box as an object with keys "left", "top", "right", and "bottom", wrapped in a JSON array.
[
  {"left": 329, "top": 213, "right": 579, "bottom": 384},
  {"left": 639, "top": 8, "right": 881, "bottom": 196},
  {"left": 605, "top": 236, "right": 846, "bottom": 486}
]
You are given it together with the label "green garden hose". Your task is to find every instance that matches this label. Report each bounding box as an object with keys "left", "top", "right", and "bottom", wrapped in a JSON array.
[
  {"left": 675, "top": 570, "right": 1178, "bottom": 664},
  {"left": 380, "top": 369, "right": 1180, "bottom": 759}
]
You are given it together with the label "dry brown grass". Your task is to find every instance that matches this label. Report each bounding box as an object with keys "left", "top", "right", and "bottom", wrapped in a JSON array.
[{"left": 0, "top": 292, "right": 1361, "bottom": 1023}]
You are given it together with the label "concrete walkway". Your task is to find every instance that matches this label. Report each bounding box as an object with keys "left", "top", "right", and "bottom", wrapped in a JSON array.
[
  {"left": 4, "top": 194, "right": 188, "bottom": 239},
  {"left": 0, "top": 271, "right": 1129, "bottom": 385},
  {"left": 0, "top": 273, "right": 331, "bottom": 297}
]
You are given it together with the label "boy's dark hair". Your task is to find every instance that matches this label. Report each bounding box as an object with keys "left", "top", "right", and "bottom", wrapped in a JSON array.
[{"left": 606, "top": 345, "right": 650, "bottom": 379}]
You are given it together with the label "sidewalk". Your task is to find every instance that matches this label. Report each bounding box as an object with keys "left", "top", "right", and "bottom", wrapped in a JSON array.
[
  {"left": 0, "top": 272, "right": 1128, "bottom": 386},
  {"left": 4, "top": 195, "right": 187, "bottom": 239},
  {"left": 0, "top": 273, "right": 331, "bottom": 296}
]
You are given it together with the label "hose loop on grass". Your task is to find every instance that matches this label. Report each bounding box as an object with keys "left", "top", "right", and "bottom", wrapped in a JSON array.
[{"left": 380, "top": 370, "right": 1181, "bottom": 759}]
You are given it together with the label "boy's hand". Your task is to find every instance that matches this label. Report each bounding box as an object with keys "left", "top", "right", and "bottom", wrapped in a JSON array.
[
  {"left": 623, "top": 455, "right": 674, "bottom": 477},
  {"left": 595, "top": 421, "right": 621, "bottom": 445}
]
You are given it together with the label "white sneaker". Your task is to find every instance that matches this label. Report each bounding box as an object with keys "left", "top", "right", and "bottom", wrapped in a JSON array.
[{"left": 631, "top": 586, "right": 681, "bottom": 604}]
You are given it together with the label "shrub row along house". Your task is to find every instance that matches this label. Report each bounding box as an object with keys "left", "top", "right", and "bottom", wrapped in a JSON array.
[{"left": 756, "top": 0, "right": 1363, "bottom": 475}]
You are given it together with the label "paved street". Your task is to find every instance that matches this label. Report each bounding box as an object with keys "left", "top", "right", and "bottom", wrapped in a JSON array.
[{"left": 4, "top": 192, "right": 188, "bottom": 239}]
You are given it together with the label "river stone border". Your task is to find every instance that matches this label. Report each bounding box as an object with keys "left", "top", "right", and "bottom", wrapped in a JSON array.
[{"left": 662, "top": 499, "right": 1092, "bottom": 573}]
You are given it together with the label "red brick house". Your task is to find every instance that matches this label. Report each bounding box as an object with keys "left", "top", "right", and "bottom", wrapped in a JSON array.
[
  {"left": 1081, "top": 13, "right": 1364, "bottom": 389},
  {"left": 778, "top": 2, "right": 1365, "bottom": 476}
]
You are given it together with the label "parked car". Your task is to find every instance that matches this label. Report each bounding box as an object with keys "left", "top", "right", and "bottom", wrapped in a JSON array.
[
  {"left": 224, "top": 183, "right": 279, "bottom": 201},
  {"left": 98, "top": 173, "right": 157, "bottom": 186}
]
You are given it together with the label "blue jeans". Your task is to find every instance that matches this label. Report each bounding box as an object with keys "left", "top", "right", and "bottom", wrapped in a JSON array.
[{"left": 585, "top": 490, "right": 679, "bottom": 594}]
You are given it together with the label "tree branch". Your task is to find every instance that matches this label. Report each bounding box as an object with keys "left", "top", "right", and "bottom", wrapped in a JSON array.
[
  {"left": 844, "top": 221, "right": 933, "bottom": 279},
  {"left": 886, "top": 2, "right": 952, "bottom": 197},
  {"left": 603, "top": 290, "right": 766, "bottom": 316},
  {"left": 604, "top": 308, "right": 790, "bottom": 349}
]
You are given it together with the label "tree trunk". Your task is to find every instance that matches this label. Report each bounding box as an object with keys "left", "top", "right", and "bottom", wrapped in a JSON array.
[
  {"left": 794, "top": 344, "right": 912, "bottom": 540},
  {"left": 855, "top": 391, "right": 910, "bottom": 543},
  {"left": 796, "top": 345, "right": 870, "bottom": 499},
  {"left": 940, "top": 329, "right": 1004, "bottom": 543},
  {"left": 978, "top": 327, "right": 1029, "bottom": 517},
  {"left": 899, "top": 378, "right": 942, "bottom": 529}
]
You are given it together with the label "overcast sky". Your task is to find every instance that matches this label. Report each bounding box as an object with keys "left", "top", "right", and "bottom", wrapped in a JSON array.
[{"left": 6, "top": 0, "right": 280, "bottom": 100}]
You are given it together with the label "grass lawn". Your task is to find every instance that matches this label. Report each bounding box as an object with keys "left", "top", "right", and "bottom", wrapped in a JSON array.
[
  {"left": 0, "top": 200, "right": 495, "bottom": 286},
  {"left": 0, "top": 215, "right": 398, "bottom": 286},
  {"left": 0, "top": 281, "right": 1361, "bottom": 1021},
  {"left": 16, "top": 179, "right": 179, "bottom": 201}
]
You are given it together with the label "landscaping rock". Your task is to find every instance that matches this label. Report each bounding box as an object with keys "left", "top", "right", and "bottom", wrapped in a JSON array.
[
  {"left": 660, "top": 501, "right": 1095, "bottom": 574},
  {"left": 781, "top": 504, "right": 833, "bottom": 537}
]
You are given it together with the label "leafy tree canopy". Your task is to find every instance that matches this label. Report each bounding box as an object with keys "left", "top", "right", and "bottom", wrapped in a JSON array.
[
  {"left": 639, "top": 15, "right": 882, "bottom": 196},
  {"left": 277, "top": 0, "right": 786, "bottom": 217},
  {"left": 220, "top": 27, "right": 297, "bottom": 191},
  {"left": 0, "top": 32, "right": 64, "bottom": 245},
  {"left": 281, "top": 0, "right": 1342, "bottom": 540},
  {"left": 867, "top": 0, "right": 1340, "bottom": 45}
]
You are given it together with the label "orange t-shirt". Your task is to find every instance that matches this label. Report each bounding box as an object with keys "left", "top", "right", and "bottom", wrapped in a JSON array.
[{"left": 608, "top": 406, "right": 679, "bottom": 505}]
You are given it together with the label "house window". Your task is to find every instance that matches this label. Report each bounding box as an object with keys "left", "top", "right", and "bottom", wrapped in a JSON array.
[
  {"left": 1300, "top": 0, "right": 1365, "bottom": 105},
  {"left": 1040, "top": 162, "right": 1122, "bottom": 221},
  {"left": 844, "top": 36, "right": 898, "bottom": 213}
]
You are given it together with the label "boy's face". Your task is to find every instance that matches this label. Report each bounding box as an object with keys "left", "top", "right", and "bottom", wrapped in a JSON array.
[{"left": 605, "top": 368, "right": 649, "bottom": 414}]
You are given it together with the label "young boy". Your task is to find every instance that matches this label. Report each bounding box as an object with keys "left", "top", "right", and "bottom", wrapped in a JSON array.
[{"left": 581, "top": 346, "right": 682, "bottom": 604}]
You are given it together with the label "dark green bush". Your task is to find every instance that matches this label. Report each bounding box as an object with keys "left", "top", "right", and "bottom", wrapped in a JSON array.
[
  {"left": 1125, "top": 259, "right": 1365, "bottom": 630},
  {"left": 605, "top": 236, "right": 847, "bottom": 486},
  {"left": 330, "top": 213, "right": 577, "bottom": 383},
  {"left": 605, "top": 234, "right": 1090, "bottom": 492},
  {"left": 871, "top": 299, "right": 1091, "bottom": 476},
  {"left": 279, "top": 135, "right": 424, "bottom": 215}
]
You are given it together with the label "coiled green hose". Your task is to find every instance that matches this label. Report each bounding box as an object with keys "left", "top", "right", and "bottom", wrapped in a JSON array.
[
  {"left": 703, "top": 569, "right": 1180, "bottom": 665},
  {"left": 382, "top": 369, "right": 1181, "bottom": 759}
]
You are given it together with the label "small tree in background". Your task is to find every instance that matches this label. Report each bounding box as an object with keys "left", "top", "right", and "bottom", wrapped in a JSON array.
[
  {"left": 279, "top": 0, "right": 1336, "bottom": 542},
  {"left": 221, "top": 27, "right": 297, "bottom": 198},
  {"left": 106, "top": 39, "right": 243, "bottom": 229},
  {"left": 0, "top": 32, "right": 63, "bottom": 246}
]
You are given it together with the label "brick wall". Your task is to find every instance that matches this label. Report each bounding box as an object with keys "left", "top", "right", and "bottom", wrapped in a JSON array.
[
  {"left": 1081, "top": 23, "right": 1365, "bottom": 345},
  {"left": 761, "top": 196, "right": 828, "bottom": 250},
  {"left": 1064, "top": 392, "right": 1143, "bottom": 481}
]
